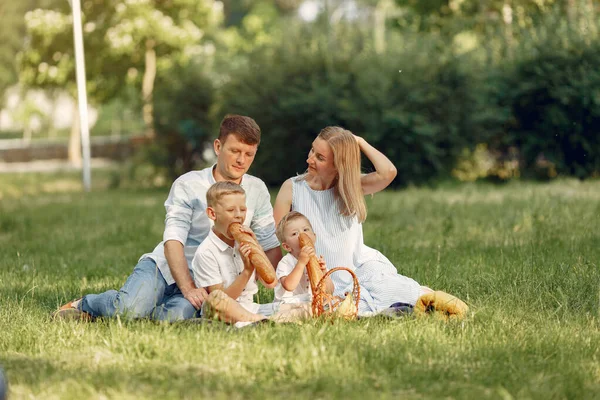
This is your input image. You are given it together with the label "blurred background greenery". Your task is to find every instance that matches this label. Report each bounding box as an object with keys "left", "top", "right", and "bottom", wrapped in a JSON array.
[{"left": 1, "top": 0, "right": 599, "bottom": 187}]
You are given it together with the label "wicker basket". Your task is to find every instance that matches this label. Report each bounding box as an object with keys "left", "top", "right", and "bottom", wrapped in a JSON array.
[{"left": 311, "top": 267, "right": 360, "bottom": 320}]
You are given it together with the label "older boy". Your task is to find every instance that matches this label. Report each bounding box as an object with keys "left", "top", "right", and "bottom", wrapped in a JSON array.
[
  {"left": 54, "top": 115, "right": 282, "bottom": 322},
  {"left": 192, "top": 182, "right": 278, "bottom": 316}
]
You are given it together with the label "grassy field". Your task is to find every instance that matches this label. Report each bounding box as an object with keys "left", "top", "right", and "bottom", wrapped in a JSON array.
[{"left": 1, "top": 171, "right": 599, "bottom": 399}]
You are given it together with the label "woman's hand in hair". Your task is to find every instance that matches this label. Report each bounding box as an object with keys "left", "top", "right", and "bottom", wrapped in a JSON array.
[{"left": 357, "top": 137, "right": 397, "bottom": 196}]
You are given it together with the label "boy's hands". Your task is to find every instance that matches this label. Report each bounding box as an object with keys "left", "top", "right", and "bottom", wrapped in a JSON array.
[{"left": 239, "top": 243, "right": 255, "bottom": 273}]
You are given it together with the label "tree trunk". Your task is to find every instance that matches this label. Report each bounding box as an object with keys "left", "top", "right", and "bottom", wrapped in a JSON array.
[
  {"left": 48, "top": 90, "right": 57, "bottom": 138},
  {"left": 567, "top": 0, "right": 576, "bottom": 24},
  {"left": 374, "top": 0, "right": 390, "bottom": 54},
  {"left": 69, "top": 101, "right": 82, "bottom": 167},
  {"left": 142, "top": 39, "right": 156, "bottom": 139},
  {"left": 502, "top": 1, "right": 513, "bottom": 57},
  {"left": 589, "top": 0, "right": 597, "bottom": 36},
  {"left": 23, "top": 126, "right": 31, "bottom": 143}
]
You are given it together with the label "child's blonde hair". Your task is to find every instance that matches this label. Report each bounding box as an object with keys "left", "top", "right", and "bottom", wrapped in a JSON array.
[
  {"left": 206, "top": 181, "right": 245, "bottom": 208},
  {"left": 276, "top": 211, "right": 312, "bottom": 243},
  {"left": 317, "top": 126, "right": 367, "bottom": 223}
]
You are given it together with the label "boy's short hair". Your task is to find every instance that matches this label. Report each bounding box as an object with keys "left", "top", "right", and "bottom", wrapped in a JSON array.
[
  {"left": 206, "top": 181, "right": 245, "bottom": 208},
  {"left": 276, "top": 211, "right": 312, "bottom": 243},
  {"left": 218, "top": 114, "right": 261, "bottom": 146}
]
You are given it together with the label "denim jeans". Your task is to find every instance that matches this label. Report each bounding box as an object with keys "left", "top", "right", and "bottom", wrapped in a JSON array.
[{"left": 80, "top": 258, "right": 197, "bottom": 322}]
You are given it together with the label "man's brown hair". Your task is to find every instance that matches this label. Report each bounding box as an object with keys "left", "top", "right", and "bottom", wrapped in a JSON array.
[
  {"left": 218, "top": 114, "right": 261, "bottom": 145},
  {"left": 206, "top": 181, "right": 246, "bottom": 208},
  {"left": 275, "top": 211, "right": 312, "bottom": 243}
]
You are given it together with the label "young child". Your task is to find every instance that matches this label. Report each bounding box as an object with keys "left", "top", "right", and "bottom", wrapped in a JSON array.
[
  {"left": 274, "top": 211, "right": 334, "bottom": 303},
  {"left": 191, "top": 181, "right": 278, "bottom": 320}
]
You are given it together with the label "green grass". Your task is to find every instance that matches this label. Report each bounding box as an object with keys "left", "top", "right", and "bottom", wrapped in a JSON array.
[{"left": 1, "top": 174, "right": 599, "bottom": 399}]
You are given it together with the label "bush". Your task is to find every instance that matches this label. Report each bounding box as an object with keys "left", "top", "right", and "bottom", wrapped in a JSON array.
[
  {"left": 138, "top": 12, "right": 600, "bottom": 186},
  {"left": 109, "top": 63, "right": 215, "bottom": 188},
  {"left": 218, "top": 33, "right": 481, "bottom": 187},
  {"left": 152, "top": 63, "right": 216, "bottom": 182},
  {"left": 500, "top": 41, "right": 600, "bottom": 179}
]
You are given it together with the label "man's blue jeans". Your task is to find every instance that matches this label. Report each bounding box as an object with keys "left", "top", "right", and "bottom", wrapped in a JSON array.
[{"left": 80, "top": 258, "right": 197, "bottom": 322}]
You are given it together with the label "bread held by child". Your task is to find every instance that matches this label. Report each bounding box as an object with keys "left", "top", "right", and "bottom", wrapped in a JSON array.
[
  {"left": 298, "top": 232, "right": 325, "bottom": 296},
  {"left": 228, "top": 222, "right": 277, "bottom": 285}
]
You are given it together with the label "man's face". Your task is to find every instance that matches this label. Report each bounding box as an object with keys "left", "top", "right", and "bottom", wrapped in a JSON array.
[
  {"left": 282, "top": 217, "right": 316, "bottom": 257},
  {"left": 209, "top": 193, "right": 247, "bottom": 239},
  {"left": 214, "top": 134, "right": 258, "bottom": 183}
]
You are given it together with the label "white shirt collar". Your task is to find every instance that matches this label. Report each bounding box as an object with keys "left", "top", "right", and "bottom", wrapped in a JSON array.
[
  {"left": 208, "top": 228, "right": 234, "bottom": 253},
  {"left": 210, "top": 163, "right": 245, "bottom": 187}
]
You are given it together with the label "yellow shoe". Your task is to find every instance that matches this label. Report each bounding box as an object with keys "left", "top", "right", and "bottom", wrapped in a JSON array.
[{"left": 414, "top": 291, "right": 469, "bottom": 320}]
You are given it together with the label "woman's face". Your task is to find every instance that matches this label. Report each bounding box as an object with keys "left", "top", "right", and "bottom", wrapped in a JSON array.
[{"left": 306, "top": 137, "right": 337, "bottom": 180}]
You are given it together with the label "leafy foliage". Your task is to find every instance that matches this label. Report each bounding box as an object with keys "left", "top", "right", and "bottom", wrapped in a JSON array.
[
  {"left": 0, "top": 0, "right": 37, "bottom": 105},
  {"left": 500, "top": 41, "right": 600, "bottom": 178},
  {"left": 17, "top": 0, "right": 222, "bottom": 104},
  {"left": 218, "top": 28, "right": 482, "bottom": 186},
  {"left": 5, "top": 0, "right": 600, "bottom": 184},
  {"left": 153, "top": 62, "right": 216, "bottom": 181}
]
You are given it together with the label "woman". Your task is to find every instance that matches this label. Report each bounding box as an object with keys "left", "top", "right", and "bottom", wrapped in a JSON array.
[{"left": 273, "top": 127, "right": 428, "bottom": 314}]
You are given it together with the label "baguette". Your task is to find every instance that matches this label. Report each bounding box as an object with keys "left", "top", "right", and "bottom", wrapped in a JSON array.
[
  {"left": 298, "top": 232, "right": 324, "bottom": 296},
  {"left": 228, "top": 222, "right": 276, "bottom": 285}
]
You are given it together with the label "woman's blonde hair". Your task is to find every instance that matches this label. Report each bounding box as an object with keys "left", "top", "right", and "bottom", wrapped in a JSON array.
[{"left": 318, "top": 126, "right": 366, "bottom": 222}]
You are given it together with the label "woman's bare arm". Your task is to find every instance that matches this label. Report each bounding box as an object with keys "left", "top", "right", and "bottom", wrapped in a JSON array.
[
  {"left": 273, "top": 178, "right": 293, "bottom": 226},
  {"left": 355, "top": 136, "right": 397, "bottom": 195}
]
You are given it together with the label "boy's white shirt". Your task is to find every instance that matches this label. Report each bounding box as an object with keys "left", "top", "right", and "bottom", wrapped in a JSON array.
[
  {"left": 274, "top": 253, "right": 312, "bottom": 303},
  {"left": 192, "top": 229, "right": 260, "bottom": 312}
]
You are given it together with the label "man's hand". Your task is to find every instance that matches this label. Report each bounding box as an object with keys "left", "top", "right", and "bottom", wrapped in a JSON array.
[
  {"left": 182, "top": 287, "right": 208, "bottom": 310},
  {"left": 238, "top": 225, "right": 257, "bottom": 240},
  {"left": 298, "top": 246, "right": 315, "bottom": 266}
]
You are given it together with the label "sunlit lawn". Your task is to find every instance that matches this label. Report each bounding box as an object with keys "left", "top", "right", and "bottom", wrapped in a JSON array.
[{"left": 1, "top": 171, "right": 599, "bottom": 399}]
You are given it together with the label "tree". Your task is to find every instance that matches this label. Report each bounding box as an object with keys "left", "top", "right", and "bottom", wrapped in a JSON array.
[
  {"left": 0, "top": 0, "right": 37, "bottom": 106},
  {"left": 18, "top": 0, "right": 222, "bottom": 164},
  {"left": 102, "top": 0, "right": 222, "bottom": 138}
]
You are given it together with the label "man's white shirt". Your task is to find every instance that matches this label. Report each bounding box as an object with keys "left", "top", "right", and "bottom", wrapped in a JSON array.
[{"left": 138, "top": 166, "right": 279, "bottom": 285}]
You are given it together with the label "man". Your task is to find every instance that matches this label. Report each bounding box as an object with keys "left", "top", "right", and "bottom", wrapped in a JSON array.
[{"left": 54, "top": 115, "right": 282, "bottom": 322}]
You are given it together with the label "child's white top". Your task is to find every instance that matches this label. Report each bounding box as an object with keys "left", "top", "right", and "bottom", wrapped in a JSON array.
[
  {"left": 192, "top": 229, "right": 259, "bottom": 312},
  {"left": 274, "top": 253, "right": 312, "bottom": 303},
  {"left": 291, "top": 177, "right": 379, "bottom": 296}
]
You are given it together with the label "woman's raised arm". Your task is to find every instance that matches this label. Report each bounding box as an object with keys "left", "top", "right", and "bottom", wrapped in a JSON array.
[
  {"left": 355, "top": 136, "right": 397, "bottom": 195},
  {"left": 273, "top": 178, "right": 293, "bottom": 226}
]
